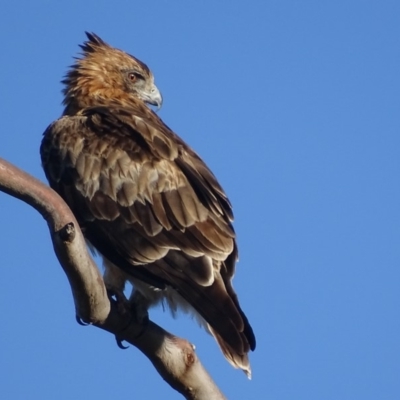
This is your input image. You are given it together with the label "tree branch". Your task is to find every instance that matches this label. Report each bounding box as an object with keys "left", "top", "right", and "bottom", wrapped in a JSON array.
[{"left": 0, "top": 157, "right": 226, "bottom": 400}]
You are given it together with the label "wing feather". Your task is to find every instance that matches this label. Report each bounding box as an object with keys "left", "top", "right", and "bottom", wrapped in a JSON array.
[
  {"left": 41, "top": 102, "right": 255, "bottom": 373},
  {"left": 151, "top": 192, "right": 173, "bottom": 230}
]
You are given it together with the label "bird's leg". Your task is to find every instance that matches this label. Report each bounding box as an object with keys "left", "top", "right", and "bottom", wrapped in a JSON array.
[
  {"left": 128, "top": 289, "right": 150, "bottom": 325},
  {"left": 102, "top": 260, "right": 150, "bottom": 345},
  {"left": 111, "top": 289, "right": 150, "bottom": 349},
  {"left": 102, "top": 259, "right": 131, "bottom": 315},
  {"left": 106, "top": 286, "right": 131, "bottom": 316}
]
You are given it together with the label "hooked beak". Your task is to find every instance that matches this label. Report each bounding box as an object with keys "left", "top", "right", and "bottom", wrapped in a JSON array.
[{"left": 141, "top": 84, "right": 163, "bottom": 110}]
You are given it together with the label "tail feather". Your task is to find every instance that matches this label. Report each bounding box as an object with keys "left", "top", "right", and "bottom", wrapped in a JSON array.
[
  {"left": 209, "top": 325, "right": 252, "bottom": 379},
  {"left": 147, "top": 256, "right": 255, "bottom": 375}
]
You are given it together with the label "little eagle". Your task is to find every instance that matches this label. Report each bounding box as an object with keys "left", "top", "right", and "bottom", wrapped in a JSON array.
[{"left": 40, "top": 32, "right": 256, "bottom": 377}]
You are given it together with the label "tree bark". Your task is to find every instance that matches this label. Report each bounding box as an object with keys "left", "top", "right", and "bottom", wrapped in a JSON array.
[{"left": 0, "top": 157, "right": 226, "bottom": 400}]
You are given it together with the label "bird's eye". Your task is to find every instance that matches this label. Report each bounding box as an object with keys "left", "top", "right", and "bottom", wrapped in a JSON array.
[
  {"left": 127, "top": 72, "right": 144, "bottom": 82},
  {"left": 128, "top": 72, "right": 137, "bottom": 82}
]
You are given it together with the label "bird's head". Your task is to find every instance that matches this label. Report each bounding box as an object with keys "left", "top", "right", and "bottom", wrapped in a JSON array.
[{"left": 62, "top": 32, "right": 162, "bottom": 114}]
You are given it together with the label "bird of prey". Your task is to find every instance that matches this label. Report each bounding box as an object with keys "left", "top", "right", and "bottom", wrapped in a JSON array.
[{"left": 40, "top": 32, "right": 256, "bottom": 377}]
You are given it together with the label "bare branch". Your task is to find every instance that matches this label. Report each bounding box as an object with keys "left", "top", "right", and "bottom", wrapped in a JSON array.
[{"left": 0, "top": 157, "right": 226, "bottom": 400}]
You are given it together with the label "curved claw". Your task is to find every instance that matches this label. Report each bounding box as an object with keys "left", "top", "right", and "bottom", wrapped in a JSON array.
[
  {"left": 76, "top": 315, "right": 89, "bottom": 326},
  {"left": 115, "top": 336, "right": 129, "bottom": 349}
]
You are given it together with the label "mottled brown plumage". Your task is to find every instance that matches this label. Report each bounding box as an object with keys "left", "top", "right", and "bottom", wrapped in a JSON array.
[{"left": 41, "top": 32, "right": 255, "bottom": 376}]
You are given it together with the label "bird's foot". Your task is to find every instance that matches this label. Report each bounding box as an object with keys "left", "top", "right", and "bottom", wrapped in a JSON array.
[
  {"left": 115, "top": 299, "right": 149, "bottom": 348},
  {"left": 107, "top": 287, "right": 150, "bottom": 347},
  {"left": 106, "top": 287, "right": 132, "bottom": 349},
  {"left": 106, "top": 286, "right": 130, "bottom": 316},
  {"left": 129, "top": 290, "right": 150, "bottom": 326}
]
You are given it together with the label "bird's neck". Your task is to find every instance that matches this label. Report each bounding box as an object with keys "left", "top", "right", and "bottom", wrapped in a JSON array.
[{"left": 62, "top": 89, "right": 135, "bottom": 116}]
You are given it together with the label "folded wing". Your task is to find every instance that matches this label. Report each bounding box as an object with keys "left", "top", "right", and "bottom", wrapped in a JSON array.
[{"left": 41, "top": 102, "right": 256, "bottom": 375}]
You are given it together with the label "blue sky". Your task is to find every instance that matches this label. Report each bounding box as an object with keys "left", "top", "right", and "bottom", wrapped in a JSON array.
[{"left": 1, "top": 1, "right": 400, "bottom": 399}]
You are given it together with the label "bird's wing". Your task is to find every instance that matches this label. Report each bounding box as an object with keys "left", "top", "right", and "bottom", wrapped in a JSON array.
[{"left": 41, "top": 103, "right": 255, "bottom": 371}]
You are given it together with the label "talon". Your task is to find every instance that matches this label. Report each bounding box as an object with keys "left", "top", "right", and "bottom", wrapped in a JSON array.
[
  {"left": 115, "top": 336, "right": 129, "bottom": 349},
  {"left": 76, "top": 315, "right": 89, "bottom": 326}
]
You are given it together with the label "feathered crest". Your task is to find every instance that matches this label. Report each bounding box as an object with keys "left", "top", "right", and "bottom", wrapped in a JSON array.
[
  {"left": 68, "top": 31, "right": 150, "bottom": 74},
  {"left": 79, "top": 32, "right": 110, "bottom": 54}
]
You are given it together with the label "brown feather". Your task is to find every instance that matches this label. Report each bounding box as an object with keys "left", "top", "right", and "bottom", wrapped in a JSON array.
[
  {"left": 151, "top": 192, "right": 173, "bottom": 230},
  {"left": 40, "top": 32, "right": 255, "bottom": 376}
]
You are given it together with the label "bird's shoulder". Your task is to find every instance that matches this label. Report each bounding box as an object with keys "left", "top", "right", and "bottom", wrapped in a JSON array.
[{"left": 41, "top": 101, "right": 233, "bottom": 228}]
